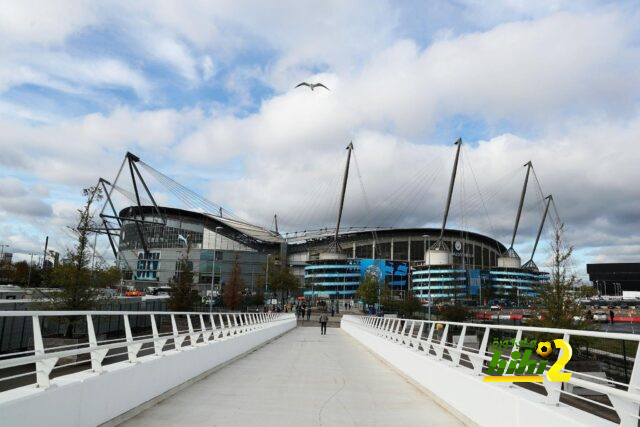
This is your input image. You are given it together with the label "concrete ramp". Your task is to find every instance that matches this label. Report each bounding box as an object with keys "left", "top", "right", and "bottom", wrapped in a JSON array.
[{"left": 121, "top": 327, "right": 462, "bottom": 427}]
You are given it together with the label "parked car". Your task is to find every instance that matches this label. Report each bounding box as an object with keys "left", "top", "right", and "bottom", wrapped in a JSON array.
[
  {"left": 490, "top": 305, "right": 501, "bottom": 311},
  {"left": 593, "top": 311, "right": 608, "bottom": 322}
]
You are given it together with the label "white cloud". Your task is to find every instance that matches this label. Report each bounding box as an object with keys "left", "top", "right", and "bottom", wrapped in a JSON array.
[
  {"left": 1, "top": 3, "right": 640, "bottom": 270},
  {"left": 0, "top": 0, "right": 96, "bottom": 46}
]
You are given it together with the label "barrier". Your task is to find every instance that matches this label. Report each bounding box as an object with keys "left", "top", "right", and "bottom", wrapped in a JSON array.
[
  {"left": 0, "top": 311, "right": 296, "bottom": 426},
  {"left": 342, "top": 315, "right": 640, "bottom": 427}
]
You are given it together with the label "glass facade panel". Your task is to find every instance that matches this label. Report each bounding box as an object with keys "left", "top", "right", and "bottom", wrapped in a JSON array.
[
  {"left": 410, "top": 241, "right": 423, "bottom": 261},
  {"left": 393, "top": 241, "right": 408, "bottom": 261}
]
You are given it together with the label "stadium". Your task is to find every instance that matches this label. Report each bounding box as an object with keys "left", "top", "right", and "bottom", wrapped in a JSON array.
[{"left": 102, "top": 145, "right": 551, "bottom": 307}]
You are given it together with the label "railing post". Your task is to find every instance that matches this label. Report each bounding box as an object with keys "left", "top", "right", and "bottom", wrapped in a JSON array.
[
  {"left": 218, "top": 313, "right": 225, "bottom": 328},
  {"left": 382, "top": 318, "right": 390, "bottom": 336},
  {"left": 543, "top": 332, "right": 568, "bottom": 405},
  {"left": 150, "top": 314, "right": 167, "bottom": 356},
  {"left": 406, "top": 321, "right": 416, "bottom": 347},
  {"left": 393, "top": 319, "right": 403, "bottom": 342},
  {"left": 187, "top": 315, "right": 201, "bottom": 346},
  {"left": 87, "top": 314, "right": 108, "bottom": 372},
  {"left": 472, "top": 326, "right": 490, "bottom": 374},
  {"left": 424, "top": 322, "right": 435, "bottom": 355},
  {"left": 209, "top": 314, "right": 217, "bottom": 340},
  {"left": 32, "top": 315, "right": 58, "bottom": 388},
  {"left": 226, "top": 314, "right": 234, "bottom": 335},
  {"left": 451, "top": 325, "right": 466, "bottom": 366},
  {"left": 413, "top": 322, "right": 425, "bottom": 351},
  {"left": 124, "top": 314, "right": 143, "bottom": 363},
  {"left": 171, "top": 314, "right": 186, "bottom": 350},
  {"left": 200, "top": 314, "right": 212, "bottom": 342},
  {"left": 436, "top": 324, "right": 449, "bottom": 360},
  {"left": 238, "top": 314, "right": 245, "bottom": 332}
]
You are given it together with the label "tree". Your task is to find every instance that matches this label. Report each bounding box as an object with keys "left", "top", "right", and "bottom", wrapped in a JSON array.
[
  {"left": 271, "top": 264, "right": 299, "bottom": 306},
  {"left": 12, "top": 261, "right": 30, "bottom": 285},
  {"left": 223, "top": 255, "right": 243, "bottom": 310},
  {"left": 356, "top": 272, "right": 379, "bottom": 307},
  {"left": 531, "top": 223, "right": 585, "bottom": 329},
  {"left": 168, "top": 246, "right": 198, "bottom": 311},
  {"left": 440, "top": 305, "right": 470, "bottom": 322},
  {"left": 47, "top": 186, "right": 104, "bottom": 310},
  {"left": 94, "top": 265, "right": 122, "bottom": 288},
  {"left": 577, "top": 284, "right": 598, "bottom": 299},
  {"left": 393, "top": 293, "right": 423, "bottom": 318},
  {"left": 257, "top": 256, "right": 299, "bottom": 305}
]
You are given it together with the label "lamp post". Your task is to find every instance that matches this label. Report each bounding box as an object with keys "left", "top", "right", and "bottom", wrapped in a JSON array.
[
  {"left": 210, "top": 226, "right": 222, "bottom": 313},
  {"left": 422, "top": 234, "right": 432, "bottom": 320},
  {"left": 265, "top": 254, "right": 271, "bottom": 305}
]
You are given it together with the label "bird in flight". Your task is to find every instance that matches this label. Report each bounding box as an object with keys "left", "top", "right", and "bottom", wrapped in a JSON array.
[{"left": 295, "top": 82, "right": 330, "bottom": 91}]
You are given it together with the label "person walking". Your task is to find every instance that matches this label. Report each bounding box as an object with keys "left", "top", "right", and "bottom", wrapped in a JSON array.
[
  {"left": 306, "top": 307, "right": 311, "bottom": 321},
  {"left": 331, "top": 306, "right": 335, "bottom": 317},
  {"left": 610, "top": 309, "right": 615, "bottom": 324},
  {"left": 319, "top": 312, "right": 329, "bottom": 335}
]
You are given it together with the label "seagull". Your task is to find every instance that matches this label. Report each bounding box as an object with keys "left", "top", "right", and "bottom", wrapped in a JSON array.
[{"left": 295, "top": 82, "right": 330, "bottom": 91}]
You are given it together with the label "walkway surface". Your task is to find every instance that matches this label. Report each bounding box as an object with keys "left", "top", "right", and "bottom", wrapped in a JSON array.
[{"left": 121, "top": 327, "right": 463, "bottom": 427}]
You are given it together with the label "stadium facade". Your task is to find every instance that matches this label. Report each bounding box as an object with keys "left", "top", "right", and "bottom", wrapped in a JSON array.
[
  {"left": 106, "top": 147, "right": 551, "bottom": 306},
  {"left": 117, "top": 206, "right": 547, "bottom": 305}
]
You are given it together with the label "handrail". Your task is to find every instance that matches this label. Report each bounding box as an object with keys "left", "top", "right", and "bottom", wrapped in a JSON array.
[
  {"left": 343, "top": 315, "right": 640, "bottom": 426},
  {"left": 0, "top": 311, "right": 294, "bottom": 391}
]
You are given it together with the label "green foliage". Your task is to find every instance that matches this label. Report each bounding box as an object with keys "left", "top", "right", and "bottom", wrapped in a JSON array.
[
  {"left": 93, "top": 265, "right": 122, "bottom": 288},
  {"left": 531, "top": 223, "right": 586, "bottom": 329},
  {"left": 0, "top": 260, "right": 45, "bottom": 287},
  {"left": 576, "top": 284, "right": 598, "bottom": 299},
  {"left": 223, "top": 255, "right": 244, "bottom": 310},
  {"left": 168, "top": 248, "right": 198, "bottom": 311},
  {"left": 356, "top": 272, "right": 379, "bottom": 306},
  {"left": 392, "top": 294, "right": 423, "bottom": 318},
  {"left": 440, "top": 305, "right": 470, "bottom": 322},
  {"left": 46, "top": 186, "right": 104, "bottom": 310},
  {"left": 49, "top": 263, "right": 98, "bottom": 310},
  {"left": 258, "top": 256, "right": 299, "bottom": 304}
]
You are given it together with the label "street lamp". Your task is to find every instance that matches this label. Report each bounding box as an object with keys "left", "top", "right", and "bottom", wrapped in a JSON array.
[
  {"left": 265, "top": 254, "right": 271, "bottom": 305},
  {"left": 210, "top": 226, "right": 222, "bottom": 313},
  {"left": 422, "top": 234, "right": 432, "bottom": 321}
]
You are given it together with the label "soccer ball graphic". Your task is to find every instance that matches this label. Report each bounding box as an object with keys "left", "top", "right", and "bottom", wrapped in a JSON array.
[{"left": 536, "top": 341, "right": 553, "bottom": 358}]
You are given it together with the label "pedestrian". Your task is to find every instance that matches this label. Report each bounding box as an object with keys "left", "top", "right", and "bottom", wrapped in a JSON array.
[
  {"left": 319, "top": 311, "right": 328, "bottom": 335},
  {"left": 610, "top": 309, "right": 615, "bottom": 324},
  {"left": 331, "top": 307, "right": 335, "bottom": 317},
  {"left": 306, "top": 307, "right": 311, "bottom": 321}
]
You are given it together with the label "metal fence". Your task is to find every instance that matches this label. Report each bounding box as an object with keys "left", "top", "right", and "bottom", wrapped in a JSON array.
[
  {"left": 344, "top": 315, "right": 640, "bottom": 426},
  {"left": 0, "top": 310, "right": 292, "bottom": 392}
]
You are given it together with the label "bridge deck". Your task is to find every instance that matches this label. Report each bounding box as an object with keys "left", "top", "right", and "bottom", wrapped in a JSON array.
[{"left": 121, "top": 326, "right": 462, "bottom": 427}]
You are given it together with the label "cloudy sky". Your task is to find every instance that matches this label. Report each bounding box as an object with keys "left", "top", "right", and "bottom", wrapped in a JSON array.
[{"left": 1, "top": 1, "right": 639, "bottom": 276}]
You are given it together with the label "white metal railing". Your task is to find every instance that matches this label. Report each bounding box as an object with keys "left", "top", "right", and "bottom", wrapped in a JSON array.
[
  {"left": 343, "top": 315, "right": 640, "bottom": 427},
  {"left": 0, "top": 311, "right": 293, "bottom": 391}
]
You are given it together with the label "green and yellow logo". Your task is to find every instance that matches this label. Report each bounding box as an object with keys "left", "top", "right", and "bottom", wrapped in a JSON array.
[{"left": 483, "top": 338, "right": 572, "bottom": 383}]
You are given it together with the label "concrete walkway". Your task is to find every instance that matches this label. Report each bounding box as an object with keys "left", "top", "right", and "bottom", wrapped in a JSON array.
[{"left": 121, "top": 327, "right": 463, "bottom": 427}]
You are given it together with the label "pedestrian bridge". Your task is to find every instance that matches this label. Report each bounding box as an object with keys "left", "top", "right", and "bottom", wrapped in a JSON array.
[{"left": 0, "top": 311, "right": 638, "bottom": 427}]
